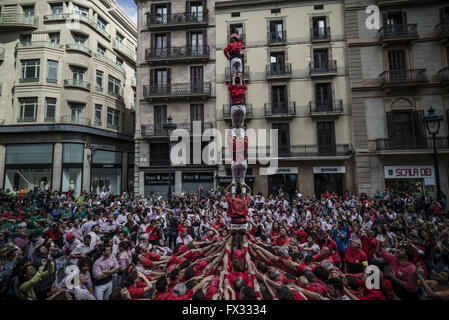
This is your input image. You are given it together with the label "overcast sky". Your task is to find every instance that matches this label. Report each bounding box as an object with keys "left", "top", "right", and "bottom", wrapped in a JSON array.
[{"left": 117, "top": 0, "right": 137, "bottom": 24}]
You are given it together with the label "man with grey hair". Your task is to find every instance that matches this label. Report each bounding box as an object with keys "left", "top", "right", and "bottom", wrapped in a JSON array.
[{"left": 344, "top": 238, "right": 368, "bottom": 274}]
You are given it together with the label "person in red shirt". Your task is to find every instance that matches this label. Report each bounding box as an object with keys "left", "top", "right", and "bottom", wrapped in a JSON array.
[
  {"left": 146, "top": 220, "right": 162, "bottom": 245},
  {"left": 125, "top": 270, "right": 153, "bottom": 300},
  {"left": 360, "top": 228, "right": 377, "bottom": 262},
  {"left": 344, "top": 239, "right": 368, "bottom": 274},
  {"left": 272, "top": 227, "right": 290, "bottom": 247},
  {"left": 228, "top": 76, "right": 247, "bottom": 139},
  {"left": 223, "top": 32, "right": 243, "bottom": 80}
]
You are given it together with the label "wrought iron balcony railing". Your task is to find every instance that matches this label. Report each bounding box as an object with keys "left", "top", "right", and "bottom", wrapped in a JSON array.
[
  {"left": 379, "top": 24, "right": 418, "bottom": 41},
  {"left": 141, "top": 122, "right": 214, "bottom": 137},
  {"left": 309, "top": 60, "right": 337, "bottom": 75},
  {"left": 376, "top": 137, "right": 449, "bottom": 151},
  {"left": 223, "top": 104, "right": 252, "bottom": 119},
  {"left": 436, "top": 22, "right": 449, "bottom": 38},
  {"left": 66, "top": 44, "right": 92, "bottom": 56},
  {"left": 379, "top": 69, "right": 427, "bottom": 85},
  {"left": 266, "top": 63, "right": 292, "bottom": 78},
  {"left": 439, "top": 67, "right": 449, "bottom": 83},
  {"left": 145, "top": 46, "right": 210, "bottom": 61},
  {"left": 143, "top": 82, "right": 211, "bottom": 98},
  {"left": 60, "top": 115, "right": 91, "bottom": 126},
  {"left": 147, "top": 12, "right": 208, "bottom": 27},
  {"left": 64, "top": 79, "right": 91, "bottom": 91},
  {"left": 267, "top": 30, "right": 287, "bottom": 44},
  {"left": 17, "top": 116, "right": 37, "bottom": 122},
  {"left": 311, "top": 27, "right": 331, "bottom": 41},
  {"left": 265, "top": 102, "right": 296, "bottom": 117},
  {"left": 310, "top": 100, "right": 344, "bottom": 114}
]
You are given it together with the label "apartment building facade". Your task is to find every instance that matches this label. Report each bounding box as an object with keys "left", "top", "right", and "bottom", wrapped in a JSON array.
[
  {"left": 215, "top": 0, "right": 354, "bottom": 198},
  {"left": 135, "top": 0, "right": 217, "bottom": 195},
  {"left": 345, "top": 0, "right": 449, "bottom": 198},
  {"left": 0, "top": 0, "right": 137, "bottom": 195}
]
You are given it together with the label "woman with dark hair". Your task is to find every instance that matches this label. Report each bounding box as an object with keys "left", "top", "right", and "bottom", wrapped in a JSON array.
[{"left": 123, "top": 270, "right": 153, "bottom": 300}]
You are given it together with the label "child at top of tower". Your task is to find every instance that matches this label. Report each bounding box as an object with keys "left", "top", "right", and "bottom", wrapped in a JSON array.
[
  {"left": 224, "top": 29, "right": 243, "bottom": 80},
  {"left": 228, "top": 74, "right": 247, "bottom": 139}
]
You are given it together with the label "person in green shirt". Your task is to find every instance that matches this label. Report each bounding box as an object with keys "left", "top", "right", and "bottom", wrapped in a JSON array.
[{"left": 19, "top": 257, "right": 55, "bottom": 300}]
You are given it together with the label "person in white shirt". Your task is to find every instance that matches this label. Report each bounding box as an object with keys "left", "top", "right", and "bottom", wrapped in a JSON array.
[
  {"left": 116, "top": 209, "right": 128, "bottom": 226},
  {"left": 176, "top": 228, "right": 193, "bottom": 246},
  {"left": 299, "top": 236, "right": 320, "bottom": 257},
  {"left": 88, "top": 224, "right": 102, "bottom": 250}
]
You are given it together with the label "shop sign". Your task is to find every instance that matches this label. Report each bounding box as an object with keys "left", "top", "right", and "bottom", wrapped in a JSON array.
[
  {"left": 313, "top": 166, "right": 346, "bottom": 174},
  {"left": 260, "top": 167, "right": 298, "bottom": 175},
  {"left": 144, "top": 173, "right": 174, "bottom": 185},
  {"left": 384, "top": 165, "right": 435, "bottom": 185},
  {"left": 182, "top": 172, "right": 214, "bottom": 183}
]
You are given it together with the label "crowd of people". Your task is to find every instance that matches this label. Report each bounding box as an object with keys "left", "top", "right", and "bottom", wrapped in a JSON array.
[{"left": 0, "top": 185, "right": 448, "bottom": 301}]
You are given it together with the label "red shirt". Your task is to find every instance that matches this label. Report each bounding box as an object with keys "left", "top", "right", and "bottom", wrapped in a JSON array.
[
  {"left": 360, "top": 235, "right": 377, "bottom": 261},
  {"left": 345, "top": 246, "right": 368, "bottom": 265},
  {"left": 146, "top": 225, "right": 161, "bottom": 241},
  {"left": 128, "top": 282, "right": 147, "bottom": 300},
  {"left": 228, "top": 84, "right": 247, "bottom": 105},
  {"left": 227, "top": 136, "right": 248, "bottom": 163},
  {"left": 381, "top": 251, "right": 418, "bottom": 293},
  {"left": 226, "top": 193, "right": 250, "bottom": 219},
  {"left": 224, "top": 41, "right": 242, "bottom": 59},
  {"left": 154, "top": 289, "right": 193, "bottom": 300},
  {"left": 272, "top": 235, "right": 290, "bottom": 247}
]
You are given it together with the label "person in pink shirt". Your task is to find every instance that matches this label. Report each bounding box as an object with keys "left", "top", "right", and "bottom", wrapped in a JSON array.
[{"left": 377, "top": 241, "right": 418, "bottom": 300}]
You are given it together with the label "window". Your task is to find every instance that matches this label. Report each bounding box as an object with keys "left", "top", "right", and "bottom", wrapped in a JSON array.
[
  {"left": 154, "top": 34, "right": 168, "bottom": 57},
  {"left": 69, "top": 102, "right": 85, "bottom": 120},
  {"left": 97, "top": 16, "right": 106, "bottom": 31},
  {"left": 149, "top": 143, "right": 169, "bottom": 166},
  {"left": 73, "top": 33, "right": 87, "bottom": 46},
  {"left": 49, "top": 33, "right": 60, "bottom": 44},
  {"left": 271, "top": 85, "right": 287, "bottom": 113},
  {"left": 190, "top": 104, "right": 204, "bottom": 122},
  {"left": 317, "top": 122, "right": 336, "bottom": 155},
  {"left": 95, "top": 104, "right": 102, "bottom": 126},
  {"left": 45, "top": 98, "right": 56, "bottom": 121},
  {"left": 189, "top": 1, "right": 203, "bottom": 21},
  {"left": 47, "top": 60, "right": 58, "bottom": 83},
  {"left": 315, "top": 83, "right": 332, "bottom": 111},
  {"left": 116, "top": 33, "right": 123, "bottom": 45},
  {"left": 231, "top": 12, "right": 240, "bottom": 17},
  {"left": 70, "top": 66, "right": 85, "bottom": 85},
  {"left": 108, "top": 75, "right": 121, "bottom": 97},
  {"left": 116, "top": 57, "right": 124, "bottom": 69},
  {"left": 51, "top": 3, "right": 63, "bottom": 15},
  {"left": 190, "top": 32, "right": 204, "bottom": 54},
  {"left": 230, "top": 23, "right": 243, "bottom": 38},
  {"left": 312, "top": 17, "right": 328, "bottom": 39},
  {"left": 313, "top": 49, "right": 329, "bottom": 69},
  {"left": 96, "top": 70, "right": 103, "bottom": 91},
  {"left": 18, "top": 98, "right": 38, "bottom": 122},
  {"left": 155, "top": 5, "right": 168, "bottom": 23},
  {"left": 270, "top": 51, "right": 286, "bottom": 73},
  {"left": 97, "top": 44, "right": 106, "bottom": 57},
  {"left": 272, "top": 123, "right": 290, "bottom": 157},
  {"left": 22, "top": 6, "right": 35, "bottom": 23},
  {"left": 271, "top": 8, "right": 281, "bottom": 14},
  {"left": 20, "top": 34, "right": 31, "bottom": 46},
  {"left": 314, "top": 4, "right": 324, "bottom": 10},
  {"left": 73, "top": 5, "right": 88, "bottom": 17},
  {"left": 107, "top": 107, "right": 120, "bottom": 129},
  {"left": 388, "top": 50, "right": 406, "bottom": 70},
  {"left": 269, "top": 20, "right": 284, "bottom": 42},
  {"left": 21, "top": 59, "right": 40, "bottom": 83}
]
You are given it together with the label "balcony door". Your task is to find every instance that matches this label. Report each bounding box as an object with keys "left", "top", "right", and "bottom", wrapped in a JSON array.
[
  {"left": 315, "top": 82, "right": 332, "bottom": 112},
  {"left": 69, "top": 103, "right": 84, "bottom": 122},
  {"left": 388, "top": 50, "right": 406, "bottom": 81},
  {"left": 273, "top": 123, "right": 290, "bottom": 157},
  {"left": 154, "top": 105, "right": 167, "bottom": 135},
  {"left": 154, "top": 4, "right": 169, "bottom": 24},
  {"left": 270, "top": 52, "right": 286, "bottom": 74},
  {"left": 317, "top": 122, "right": 336, "bottom": 156},
  {"left": 384, "top": 11, "right": 406, "bottom": 27},
  {"left": 313, "top": 48, "right": 329, "bottom": 70},
  {"left": 154, "top": 33, "right": 169, "bottom": 57},
  {"left": 269, "top": 21, "right": 284, "bottom": 42},
  {"left": 190, "top": 31, "right": 205, "bottom": 55},
  {"left": 271, "top": 86, "right": 287, "bottom": 114},
  {"left": 386, "top": 111, "right": 425, "bottom": 148},
  {"left": 312, "top": 17, "right": 327, "bottom": 39},
  {"left": 150, "top": 68, "right": 170, "bottom": 94},
  {"left": 190, "top": 66, "right": 203, "bottom": 93},
  {"left": 188, "top": 1, "right": 203, "bottom": 21},
  {"left": 71, "top": 67, "right": 85, "bottom": 85},
  {"left": 190, "top": 104, "right": 204, "bottom": 131}
]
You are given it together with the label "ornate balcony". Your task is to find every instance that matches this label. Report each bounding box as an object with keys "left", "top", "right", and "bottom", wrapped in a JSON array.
[
  {"left": 141, "top": 122, "right": 214, "bottom": 138},
  {"left": 267, "top": 30, "right": 287, "bottom": 45},
  {"left": 64, "top": 79, "right": 91, "bottom": 91},
  {"left": 65, "top": 44, "right": 92, "bottom": 56},
  {"left": 145, "top": 46, "right": 210, "bottom": 64},
  {"left": 225, "top": 66, "right": 250, "bottom": 82},
  {"left": 311, "top": 27, "right": 331, "bottom": 42},
  {"left": 375, "top": 137, "right": 449, "bottom": 151},
  {"left": 265, "top": 102, "right": 296, "bottom": 119},
  {"left": 143, "top": 82, "right": 211, "bottom": 100},
  {"left": 60, "top": 115, "right": 91, "bottom": 126},
  {"left": 0, "top": 14, "right": 38, "bottom": 30},
  {"left": 436, "top": 22, "right": 449, "bottom": 42},
  {"left": 439, "top": 67, "right": 449, "bottom": 85},
  {"left": 276, "top": 144, "right": 352, "bottom": 158},
  {"left": 146, "top": 12, "right": 208, "bottom": 30},
  {"left": 223, "top": 104, "right": 252, "bottom": 120},
  {"left": 310, "top": 100, "right": 344, "bottom": 117},
  {"left": 379, "top": 69, "right": 427, "bottom": 88},
  {"left": 378, "top": 24, "right": 418, "bottom": 45},
  {"left": 309, "top": 60, "right": 337, "bottom": 77},
  {"left": 266, "top": 63, "right": 292, "bottom": 80},
  {"left": 113, "top": 39, "right": 136, "bottom": 62}
]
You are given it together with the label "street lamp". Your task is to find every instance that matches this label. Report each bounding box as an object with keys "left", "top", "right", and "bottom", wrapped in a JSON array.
[
  {"left": 423, "top": 106, "right": 444, "bottom": 201},
  {"left": 163, "top": 115, "right": 177, "bottom": 200}
]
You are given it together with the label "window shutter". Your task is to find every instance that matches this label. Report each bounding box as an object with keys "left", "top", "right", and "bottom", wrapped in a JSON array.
[
  {"left": 326, "top": 82, "right": 333, "bottom": 103},
  {"left": 386, "top": 111, "right": 395, "bottom": 138},
  {"left": 166, "top": 32, "right": 171, "bottom": 49},
  {"left": 382, "top": 12, "right": 387, "bottom": 26},
  {"left": 167, "top": 68, "right": 171, "bottom": 88},
  {"left": 150, "top": 4, "right": 156, "bottom": 23},
  {"left": 186, "top": 1, "right": 190, "bottom": 13},
  {"left": 150, "top": 33, "right": 155, "bottom": 49},
  {"left": 167, "top": 3, "right": 171, "bottom": 16},
  {"left": 186, "top": 31, "right": 191, "bottom": 47},
  {"left": 150, "top": 69, "right": 155, "bottom": 86},
  {"left": 202, "top": 29, "right": 207, "bottom": 49},
  {"left": 413, "top": 110, "right": 425, "bottom": 138}
]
